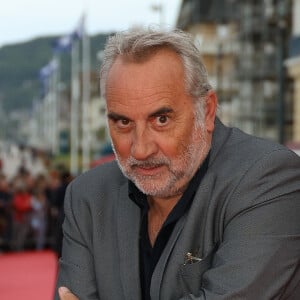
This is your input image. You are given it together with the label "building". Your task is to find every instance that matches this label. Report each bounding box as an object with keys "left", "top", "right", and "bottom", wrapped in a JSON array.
[
  {"left": 177, "top": 0, "right": 293, "bottom": 143},
  {"left": 177, "top": 0, "right": 240, "bottom": 126},
  {"left": 286, "top": 0, "right": 300, "bottom": 144}
]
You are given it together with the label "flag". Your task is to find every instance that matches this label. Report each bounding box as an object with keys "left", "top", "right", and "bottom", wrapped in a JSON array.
[
  {"left": 38, "top": 59, "right": 58, "bottom": 97},
  {"left": 52, "top": 16, "right": 85, "bottom": 53},
  {"left": 52, "top": 34, "right": 73, "bottom": 53},
  {"left": 72, "top": 16, "right": 85, "bottom": 40},
  {"left": 39, "top": 59, "right": 58, "bottom": 79}
]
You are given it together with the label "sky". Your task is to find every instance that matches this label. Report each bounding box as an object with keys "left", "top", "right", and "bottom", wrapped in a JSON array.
[{"left": 0, "top": 0, "right": 182, "bottom": 47}]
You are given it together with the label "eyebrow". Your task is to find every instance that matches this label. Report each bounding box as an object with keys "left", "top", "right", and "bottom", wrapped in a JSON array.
[
  {"left": 107, "top": 106, "right": 174, "bottom": 121},
  {"left": 107, "top": 112, "right": 131, "bottom": 121},
  {"left": 149, "top": 107, "right": 174, "bottom": 118}
]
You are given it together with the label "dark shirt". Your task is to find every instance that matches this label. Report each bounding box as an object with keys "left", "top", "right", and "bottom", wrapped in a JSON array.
[{"left": 128, "top": 155, "right": 209, "bottom": 300}]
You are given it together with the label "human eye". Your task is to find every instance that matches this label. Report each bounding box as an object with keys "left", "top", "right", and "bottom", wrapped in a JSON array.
[
  {"left": 155, "top": 114, "right": 169, "bottom": 127},
  {"left": 108, "top": 113, "right": 132, "bottom": 130},
  {"left": 116, "top": 118, "right": 131, "bottom": 129},
  {"left": 150, "top": 107, "right": 173, "bottom": 128}
]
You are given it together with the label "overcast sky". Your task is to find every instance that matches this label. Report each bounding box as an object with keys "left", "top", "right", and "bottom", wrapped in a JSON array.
[{"left": 0, "top": 0, "right": 182, "bottom": 47}]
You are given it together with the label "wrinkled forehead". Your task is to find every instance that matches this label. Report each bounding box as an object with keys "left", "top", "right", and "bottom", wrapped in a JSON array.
[{"left": 106, "top": 49, "right": 185, "bottom": 93}]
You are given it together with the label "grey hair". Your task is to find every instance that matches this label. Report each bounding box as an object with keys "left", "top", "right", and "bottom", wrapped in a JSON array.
[{"left": 100, "top": 27, "right": 213, "bottom": 124}]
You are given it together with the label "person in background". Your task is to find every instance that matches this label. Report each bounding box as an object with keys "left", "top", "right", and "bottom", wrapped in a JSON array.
[
  {"left": 11, "top": 177, "right": 32, "bottom": 251},
  {"left": 31, "top": 174, "right": 48, "bottom": 250},
  {"left": 0, "top": 173, "right": 12, "bottom": 251},
  {"left": 56, "top": 28, "right": 300, "bottom": 300},
  {"left": 50, "top": 170, "right": 73, "bottom": 256}
]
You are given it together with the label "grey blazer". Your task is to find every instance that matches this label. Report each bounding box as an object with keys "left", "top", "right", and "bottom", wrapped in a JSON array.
[{"left": 55, "top": 118, "right": 300, "bottom": 299}]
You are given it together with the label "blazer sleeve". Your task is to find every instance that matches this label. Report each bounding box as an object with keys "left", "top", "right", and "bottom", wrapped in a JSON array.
[
  {"left": 54, "top": 181, "right": 99, "bottom": 300},
  {"left": 180, "top": 149, "right": 300, "bottom": 300}
]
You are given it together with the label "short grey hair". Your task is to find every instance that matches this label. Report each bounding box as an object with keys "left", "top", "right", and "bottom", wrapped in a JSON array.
[{"left": 100, "top": 27, "right": 213, "bottom": 123}]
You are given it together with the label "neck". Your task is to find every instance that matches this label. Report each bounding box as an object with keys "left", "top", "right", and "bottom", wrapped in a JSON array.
[
  {"left": 147, "top": 195, "right": 182, "bottom": 246},
  {"left": 148, "top": 194, "right": 182, "bottom": 218}
]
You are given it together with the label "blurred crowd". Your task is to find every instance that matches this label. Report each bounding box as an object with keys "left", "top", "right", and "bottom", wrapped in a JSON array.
[{"left": 0, "top": 147, "right": 73, "bottom": 256}]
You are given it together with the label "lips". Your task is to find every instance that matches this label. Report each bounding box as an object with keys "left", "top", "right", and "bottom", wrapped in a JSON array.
[{"left": 132, "top": 164, "right": 165, "bottom": 176}]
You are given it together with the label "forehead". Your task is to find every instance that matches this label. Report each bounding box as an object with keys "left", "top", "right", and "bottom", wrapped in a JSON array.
[{"left": 105, "top": 48, "right": 187, "bottom": 110}]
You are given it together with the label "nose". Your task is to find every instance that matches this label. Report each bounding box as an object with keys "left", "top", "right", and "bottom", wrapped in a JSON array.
[{"left": 131, "top": 126, "right": 158, "bottom": 160}]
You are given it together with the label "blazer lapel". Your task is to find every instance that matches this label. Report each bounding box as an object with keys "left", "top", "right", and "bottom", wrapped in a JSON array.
[
  {"left": 149, "top": 171, "right": 219, "bottom": 299},
  {"left": 117, "top": 182, "right": 142, "bottom": 300},
  {"left": 150, "top": 214, "right": 187, "bottom": 299}
]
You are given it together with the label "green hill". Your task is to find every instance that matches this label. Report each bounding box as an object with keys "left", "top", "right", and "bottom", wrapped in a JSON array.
[{"left": 0, "top": 33, "right": 111, "bottom": 113}]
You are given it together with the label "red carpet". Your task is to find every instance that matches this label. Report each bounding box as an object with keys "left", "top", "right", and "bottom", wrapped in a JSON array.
[{"left": 0, "top": 250, "right": 58, "bottom": 300}]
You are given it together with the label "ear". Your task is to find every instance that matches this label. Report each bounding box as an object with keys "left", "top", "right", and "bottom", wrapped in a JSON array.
[{"left": 205, "top": 90, "right": 218, "bottom": 133}]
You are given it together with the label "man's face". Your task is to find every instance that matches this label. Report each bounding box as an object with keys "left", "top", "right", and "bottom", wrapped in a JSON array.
[{"left": 105, "top": 48, "right": 216, "bottom": 199}]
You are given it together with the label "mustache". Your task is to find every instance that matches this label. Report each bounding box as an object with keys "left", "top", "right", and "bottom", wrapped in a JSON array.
[{"left": 126, "top": 156, "right": 170, "bottom": 168}]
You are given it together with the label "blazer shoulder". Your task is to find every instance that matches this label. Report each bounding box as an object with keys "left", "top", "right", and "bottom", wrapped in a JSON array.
[
  {"left": 211, "top": 119, "right": 300, "bottom": 171},
  {"left": 69, "top": 160, "right": 126, "bottom": 196},
  {"left": 209, "top": 121, "right": 300, "bottom": 211}
]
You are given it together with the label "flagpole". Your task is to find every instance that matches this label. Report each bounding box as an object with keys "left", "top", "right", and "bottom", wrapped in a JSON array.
[
  {"left": 70, "top": 40, "right": 80, "bottom": 176},
  {"left": 51, "top": 55, "right": 59, "bottom": 155},
  {"left": 53, "top": 54, "right": 60, "bottom": 155},
  {"left": 44, "top": 90, "right": 52, "bottom": 151},
  {"left": 81, "top": 15, "right": 91, "bottom": 172},
  {"left": 47, "top": 62, "right": 54, "bottom": 154},
  {"left": 41, "top": 82, "right": 49, "bottom": 150},
  {"left": 50, "top": 71, "right": 55, "bottom": 154},
  {"left": 50, "top": 19, "right": 85, "bottom": 174}
]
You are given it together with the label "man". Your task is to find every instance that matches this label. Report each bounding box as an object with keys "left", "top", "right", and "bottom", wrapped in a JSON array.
[{"left": 56, "top": 28, "right": 300, "bottom": 299}]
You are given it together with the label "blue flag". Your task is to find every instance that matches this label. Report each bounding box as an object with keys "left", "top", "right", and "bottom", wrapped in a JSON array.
[
  {"left": 72, "top": 16, "right": 85, "bottom": 40},
  {"left": 38, "top": 59, "right": 58, "bottom": 97},
  {"left": 52, "top": 34, "right": 73, "bottom": 53},
  {"left": 52, "top": 17, "right": 85, "bottom": 53}
]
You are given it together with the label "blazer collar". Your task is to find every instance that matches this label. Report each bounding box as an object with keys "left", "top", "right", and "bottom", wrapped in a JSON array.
[{"left": 209, "top": 117, "right": 232, "bottom": 165}]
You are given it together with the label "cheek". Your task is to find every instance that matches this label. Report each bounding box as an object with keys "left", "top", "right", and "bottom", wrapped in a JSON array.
[
  {"left": 157, "top": 136, "right": 186, "bottom": 158},
  {"left": 110, "top": 134, "right": 132, "bottom": 158},
  {"left": 164, "top": 126, "right": 196, "bottom": 155}
]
